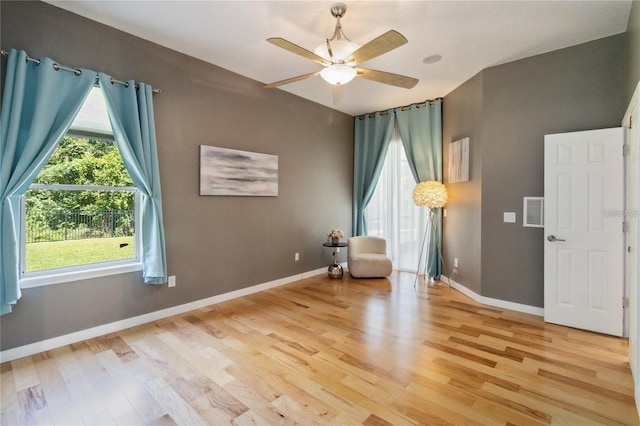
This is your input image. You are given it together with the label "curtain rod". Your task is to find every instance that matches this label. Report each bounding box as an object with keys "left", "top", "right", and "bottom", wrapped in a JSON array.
[
  {"left": 356, "top": 98, "right": 442, "bottom": 120},
  {"left": 1, "top": 49, "right": 161, "bottom": 95}
]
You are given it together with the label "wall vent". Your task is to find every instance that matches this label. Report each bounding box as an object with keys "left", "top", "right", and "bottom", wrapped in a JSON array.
[{"left": 523, "top": 197, "right": 544, "bottom": 227}]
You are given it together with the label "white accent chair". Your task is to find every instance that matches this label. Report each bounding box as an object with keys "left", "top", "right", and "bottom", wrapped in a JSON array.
[{"left": 347, "top": 236, "right": 393, "bottom": 278}]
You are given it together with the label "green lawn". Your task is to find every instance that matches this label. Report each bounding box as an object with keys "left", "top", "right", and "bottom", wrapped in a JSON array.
[{"left": 26, "top": 237, "right": 135, "bottom": 271}]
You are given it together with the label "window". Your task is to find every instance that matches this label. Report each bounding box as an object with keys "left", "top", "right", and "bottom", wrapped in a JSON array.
[
  {"left": 20, "top": 87, "right": 141, "bottom": 287},
  {"left": 365, "top": 135, "right": 430, "bottom": 273}
]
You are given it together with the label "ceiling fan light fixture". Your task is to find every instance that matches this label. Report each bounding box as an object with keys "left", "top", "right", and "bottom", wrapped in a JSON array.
[
  {"left": 314, "top": 39, "right": 360, "bottom": 62},
  {"left": 320, "top": 64, "right": 357, "bottom": 85}
]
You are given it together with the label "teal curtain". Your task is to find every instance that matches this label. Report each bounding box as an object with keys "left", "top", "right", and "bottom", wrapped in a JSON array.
[
  {"left": 353, "top": 111, "right": 395, "bottom": 236},
  {"left": 0, "top": 49, "right": 95, "bottom": 314},
  {"left": 395, "top": 99, "right": 443, "bottom": 277},
  {"left": 98, "top": 74, "right": 167, "bottom": 284}
]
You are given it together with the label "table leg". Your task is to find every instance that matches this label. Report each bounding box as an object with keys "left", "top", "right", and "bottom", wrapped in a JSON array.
[{"left": 328, "top": 248, "right": 343, "bottom": 279}]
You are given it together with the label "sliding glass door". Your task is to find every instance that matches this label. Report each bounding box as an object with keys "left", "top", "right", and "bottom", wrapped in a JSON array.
[{"left": 365, "top": 136, "right": 430, "bottom": 274}]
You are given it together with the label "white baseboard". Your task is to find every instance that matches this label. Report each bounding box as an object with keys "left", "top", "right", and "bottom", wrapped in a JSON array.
[
  {"left": 0, "top": 267, "right": 327, "bottom": 363},
  {"left": 443, "top": 275, "right": 545, "bottom": 317}
]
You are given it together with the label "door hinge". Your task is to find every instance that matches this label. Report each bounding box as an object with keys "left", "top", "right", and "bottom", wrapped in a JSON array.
[
  {"left": 623, "top": 221, "right": 630, "bottom": 233},
  {"left": 624, "top": 144, "right": 630, "bottom": 156},
  {"left": 623, "top": 297, "right": 630, "bottom": 308}
]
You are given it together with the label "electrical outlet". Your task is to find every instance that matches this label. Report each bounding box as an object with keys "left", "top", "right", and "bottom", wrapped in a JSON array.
[
  {"left": 295, "top": 253, "right": 300, "bottom": 261},
  {"left": 168, "top": 275, "right": 176, "bottom": 288},
  {"left": 453, "top": 258, "right": 459, "bottom": 268}
]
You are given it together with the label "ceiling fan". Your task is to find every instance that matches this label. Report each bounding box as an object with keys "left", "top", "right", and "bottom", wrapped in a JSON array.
[{"left": 265, "top": 3, "right": 418, "bottom": 90}]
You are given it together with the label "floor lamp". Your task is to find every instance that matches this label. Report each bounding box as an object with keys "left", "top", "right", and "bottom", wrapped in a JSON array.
[{"left": 412, "top": 181, "right": 448, "bottom": 287}]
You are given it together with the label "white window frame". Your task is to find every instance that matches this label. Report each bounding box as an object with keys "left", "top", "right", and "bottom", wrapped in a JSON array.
[
  {"left": 20, "top": 183, "right": 142, "bottom": 288},
  {"left": 19, "top": 87, "right": 143, "bottom": 288}
]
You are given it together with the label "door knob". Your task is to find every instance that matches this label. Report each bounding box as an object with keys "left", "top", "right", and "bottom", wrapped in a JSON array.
[{"left": 547, "top": 235, "right": 566, "bottom": 242}]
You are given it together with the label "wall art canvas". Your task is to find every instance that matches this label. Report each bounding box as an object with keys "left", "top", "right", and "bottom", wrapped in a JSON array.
[
  {"left": 448, "top": 137, "right": 470, "bottom": 183},
  {"left": 200, "top": 145, "right": 278, "bottom": 196}
]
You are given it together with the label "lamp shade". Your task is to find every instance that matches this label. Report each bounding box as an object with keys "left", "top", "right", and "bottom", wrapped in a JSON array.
[
  {"left": 413, "top": 181, "right": 448, "bottom": 208},
  {"left": 320, "top": 65, "right": 357, "bottom": 85}
]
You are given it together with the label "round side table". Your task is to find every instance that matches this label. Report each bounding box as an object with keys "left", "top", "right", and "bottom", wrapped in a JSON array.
[{"left": 322, "top": 242, "right": 348, "bottom": 278}]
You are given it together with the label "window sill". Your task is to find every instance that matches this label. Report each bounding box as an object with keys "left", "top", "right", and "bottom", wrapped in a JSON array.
[{"left": 20, "top": 262, "right": 143, "bottom": 289}]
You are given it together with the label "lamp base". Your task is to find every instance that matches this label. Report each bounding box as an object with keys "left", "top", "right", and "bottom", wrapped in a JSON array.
[
  {"left": 414, "top": 207, "right": 451, "bottom": 288},
  {"left": 328, "top": 263, "right": 343, "bottom": 279}
]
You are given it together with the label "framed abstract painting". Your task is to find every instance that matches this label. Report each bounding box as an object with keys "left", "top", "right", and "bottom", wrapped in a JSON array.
[
  {"left": 199, "top": 145, "right": 278, "bottom": 196},
  {"left": 448, "top": 137, "right": 469, "bottom": 183}
]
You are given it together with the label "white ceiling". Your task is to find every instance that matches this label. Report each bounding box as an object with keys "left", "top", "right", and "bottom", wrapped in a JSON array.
[{"left": 45, "top": 1, "right": 632, "bottom": 116}]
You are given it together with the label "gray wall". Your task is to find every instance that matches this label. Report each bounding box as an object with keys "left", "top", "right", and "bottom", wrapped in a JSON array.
[
  {"left": 0, "top": 1, "right": 354, "bottom": 350},
  {"left": 629, "top": 0, "right": 640, "bottom": 102},
  {"left": 442, "top": 72, "right": 483, "bottom": 295},
  {"left": 443, "top": 34, "right": 627, "bottom": 307}
]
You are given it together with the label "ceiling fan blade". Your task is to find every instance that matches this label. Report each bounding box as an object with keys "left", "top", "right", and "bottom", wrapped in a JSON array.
[
  {"left": 265, "top": 71, "right": 321, "bottom": 88},
  {"left": 355, "top": 68, "right": 418, "bottom": 89},
  {"left": 267, "top": 37, "right": 330, "bottom": 66},
  {"left": 349, "top": 30, "right": 408, "bottom": 65}
]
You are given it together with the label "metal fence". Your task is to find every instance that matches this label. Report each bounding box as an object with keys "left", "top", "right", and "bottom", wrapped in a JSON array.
[{"left": 26, "top": 209, "right": 135, "bottom": 243}]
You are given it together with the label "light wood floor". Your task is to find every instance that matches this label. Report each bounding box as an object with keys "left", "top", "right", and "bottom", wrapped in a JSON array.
[{"left": 1, "top": 271, "right": 638, "bottom": 425}]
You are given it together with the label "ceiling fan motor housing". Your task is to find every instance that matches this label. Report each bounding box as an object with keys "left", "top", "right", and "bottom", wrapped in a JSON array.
[
  {"left": 330, "top": 3, "right": 347, "bottom": 19},
  {"left": 315, "top": 2, "right": 358, "bottom": 64}
]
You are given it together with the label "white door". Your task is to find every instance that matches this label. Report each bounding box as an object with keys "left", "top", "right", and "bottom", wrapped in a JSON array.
[
  {"left": 544, "top": 128, "right": 625, "bottom": 336},
  {"left": 623, "top": 83, "right": 639, "bottom": 383}
]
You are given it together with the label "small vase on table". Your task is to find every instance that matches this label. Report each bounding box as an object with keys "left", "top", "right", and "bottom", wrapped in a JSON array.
[{"left": 331, "top": 237, "right": 339, "bottom": 245}]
